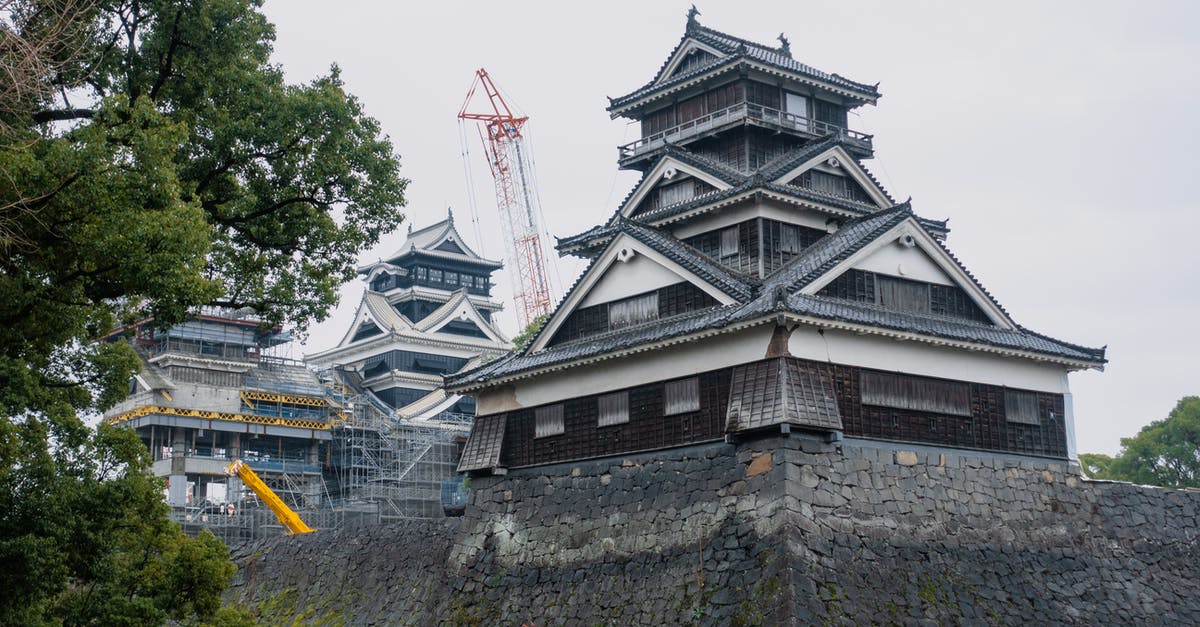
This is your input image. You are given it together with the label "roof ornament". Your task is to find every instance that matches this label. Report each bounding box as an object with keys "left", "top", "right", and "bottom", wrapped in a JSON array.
[
  {"left": 777, "top": 33, "right": 791, "bottom": 57},
  {"left": 447, "top": 206, "right": 454, "bottom": 222},
  {"left": 686, "top": 5, "right": 700, "bottom": 30}
]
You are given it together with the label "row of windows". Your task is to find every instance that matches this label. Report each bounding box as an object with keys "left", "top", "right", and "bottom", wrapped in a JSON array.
[
  {"left": 533, "top": 378, "right": 701, "bottom": 438},
  {"left": 548, "top": 283, "right": 719, "bottom": 346},
  {"left": 413, "top": 267, "right": 491, "bottom": 291},
  {"left": 529, "top": 368, "right": 1041, "bottom": 442},
  {"left": 817, "top": 269, "right": 992, "bottom": 324}
]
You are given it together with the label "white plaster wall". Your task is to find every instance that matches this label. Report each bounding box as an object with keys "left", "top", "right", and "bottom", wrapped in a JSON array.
[
  {"left": 477, "top": 325, "right": 776, "bottom": 414},
  {"left": 579, "top": 254, "right": 686, "bottom": 307},
  {"left": 172, "top": 385, "right": 242, "bottom": 413},
  {"left": 787, "top": 325, "right": 1069, "bottom": 393},
  {"left": 853, "top": 243, "right": 954, "bottom": 285},
  {"left": 670, "top": 200, "right": 832, "bottom": 240}
]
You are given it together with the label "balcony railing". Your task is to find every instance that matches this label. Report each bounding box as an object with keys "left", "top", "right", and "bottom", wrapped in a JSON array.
[{"left": 618, "top": 102, "right": 873, "bottom": 164}]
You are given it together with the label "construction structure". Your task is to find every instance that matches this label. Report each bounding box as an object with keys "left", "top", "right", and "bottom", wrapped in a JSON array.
[
  {"left": 459, "top": 68, "right": 554, "bottom": 327},
  {"left": 103, "top": 215, "right": 511, "bottom": 540}
]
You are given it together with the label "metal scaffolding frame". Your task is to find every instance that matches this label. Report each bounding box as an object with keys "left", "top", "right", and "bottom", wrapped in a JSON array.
[{"left": 328, "top": 396, "right": 470, "bottom": 521}]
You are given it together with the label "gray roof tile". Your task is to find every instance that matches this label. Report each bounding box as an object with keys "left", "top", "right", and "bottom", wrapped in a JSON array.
[
  {"left": 454, "top": 203, "right": 1105, "bottom": 388},
  {"left": 611, "top": 23, "right": 879, "bottom": 112}
]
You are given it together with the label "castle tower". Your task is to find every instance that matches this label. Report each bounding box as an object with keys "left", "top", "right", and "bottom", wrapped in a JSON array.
[
  {"left": 306, "top": 211, "right": 510, "bottom": 420},
  {"left": 449, "top": 14, "right": 1105, "bottom": 474}
]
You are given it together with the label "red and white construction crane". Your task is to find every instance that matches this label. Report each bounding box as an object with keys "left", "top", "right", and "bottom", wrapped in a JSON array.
[{"left": 458, "top": 68, "right": 553, "bottom": 328}]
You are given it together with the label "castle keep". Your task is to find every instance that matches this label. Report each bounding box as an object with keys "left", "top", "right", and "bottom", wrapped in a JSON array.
[
  {"left": 449, "top": 13, "right": 1106, "bottom": 472},
  {"left": 229, "top": 16, "right": 1199, "bottom": 625}
]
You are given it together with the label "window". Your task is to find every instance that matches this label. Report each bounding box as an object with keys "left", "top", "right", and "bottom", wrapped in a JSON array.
[
  {"left": 609, "top": 292, "right": 658, "bottom": 330},
  {"left": 534, "top": 405, "right": 564, "bottom": 438},
  {"left": 446, "top": 272, "right": 458, "bottom": 286},
  {"left": 664, "top": 378, "right": 700, "bottom": 415},
  {"left": 657, "top": 181, "right": 693, "bottom": 207},
  {"left": 429, "top": 269, "right": 443, "bottom": 283},
  {"left": 877, "top": 276, "right": 931, "bottom": 314},
  {"left": 780, "top": 224, "right": 800, "bottom": 254},
  {"left": 598, "top": 392, "right": 630, "bottom": 427},
  {"left": 719, "top": 227, "right": 739, "bottom": 258},
  {"left": 861, "top": 372, "right": 970, "bottom": 416},
  {"left": 416, "top": 267, "right": 427, "bottom": 280},
  {"left": 1005, "top": 389, "right": 1041, "bottom": 425}
]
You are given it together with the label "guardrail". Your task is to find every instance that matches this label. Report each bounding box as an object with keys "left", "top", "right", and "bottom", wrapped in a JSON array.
[{"left": 617, "top": 102, "right": 872, "bottom": 163}]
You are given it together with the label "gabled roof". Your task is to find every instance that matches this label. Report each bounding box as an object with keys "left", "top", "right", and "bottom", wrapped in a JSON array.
[
  {"left": 451, "top": 204, "right": 1105, "bottom": 390},
  {"left": 609, "top": 19, "right": 880, "bottom": 116},
  {"left": 359, "top": 212, "right": 502, "bottom": 273},
  {"left": 416, "top": 288, "right": 511, "bottom": 344},
  {"left": 558, "top": 139, "right": 924, "bottom": 258},
  {"left": 394, "top": 355, "right": 484, "bottom": 420},
  {"left": 528, "top": 219, "right": 756, "bottom": 353}
]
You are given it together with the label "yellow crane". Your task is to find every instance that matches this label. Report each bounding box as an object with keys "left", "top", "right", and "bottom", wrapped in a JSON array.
[{"left": 225, "top": 459, "right": 315, "bottom": 535}]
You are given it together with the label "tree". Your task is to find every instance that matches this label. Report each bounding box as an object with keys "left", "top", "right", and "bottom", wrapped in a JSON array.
[
  {"left": 0, "top": 0, "right": 405, "bottom": 622},
  {"left": 511, "top": 312, "right": 550, "bottom": 351},
  {"left": 1080, "top": 396, "right": 1200, "bottom": 489}
]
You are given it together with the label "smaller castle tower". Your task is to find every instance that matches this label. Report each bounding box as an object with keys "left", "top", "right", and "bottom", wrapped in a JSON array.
[{"left": 306, "top": 211, "right": 510, "bottom": 420}]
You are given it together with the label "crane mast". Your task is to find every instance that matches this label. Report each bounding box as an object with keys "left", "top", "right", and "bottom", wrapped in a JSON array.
[{"left": 459, "top": 68, "right": 552, "bottom": 327}]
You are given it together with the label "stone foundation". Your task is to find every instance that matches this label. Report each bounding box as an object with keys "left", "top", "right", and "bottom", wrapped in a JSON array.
[{"left": 229, "top": 437, "right": 1200, "bottom": 624}]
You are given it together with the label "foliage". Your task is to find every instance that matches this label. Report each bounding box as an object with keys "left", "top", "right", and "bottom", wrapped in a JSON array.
[
  {"left": 512, "top": 313, "right": 550, "bottom": 351},
  {"left": 0, "top": 0, "right": 406, "bottom": 623},
  {"left": 0, "top": 424, "right": 237, "bottom": 625},
  {"left": 1080, "top": 396, "right": 1200, "bottom": 489}
]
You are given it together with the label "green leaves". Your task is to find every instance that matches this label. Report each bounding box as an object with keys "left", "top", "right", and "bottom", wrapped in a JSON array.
[
  {"left": 1, "top": 0, "right": 407, "bottom": 623},
  {"left": 1081, "top": 396, "right": 1200, "bottom": 489}
]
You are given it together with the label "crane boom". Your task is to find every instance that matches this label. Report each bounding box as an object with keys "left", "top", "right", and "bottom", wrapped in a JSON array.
[
  {"left": 225, "top": 460, "right": 314, "bottom": 535},
  {"left": 459, "top": 68, "right": 553, "bottom": 327}
]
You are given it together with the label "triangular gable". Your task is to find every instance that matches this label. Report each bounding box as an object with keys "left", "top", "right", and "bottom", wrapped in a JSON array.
[
  {"left": 771, "top": 145, "right": 891, "bottom": 209},
  {"left": 335, "top": 290, "right": 415, "bottom": 347},
  {"left": 529, "top": 232, "right": 740, "bottom": 353},
  {"left": 388, "top": 215, "right": 493, "bottom": 264},
  {"left": 417, "top": 289, "right": 510, "bottom": 344},
  {"left": 654, "top": 38, "right": 727, "bottom": 85},
  {"left": 617, "top": 157, "right": 735, "bottom": 221},
  {"left": 434, "top": 239, "right": 466, "bottom": 254},
  {"left": 798, "top": 217, "right": 1016, "bottom": 329}
]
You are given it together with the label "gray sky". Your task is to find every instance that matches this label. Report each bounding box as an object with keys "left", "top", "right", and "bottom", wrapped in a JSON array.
[{"left": 262, "top": 1, "right": 1200, "bottom": 456}]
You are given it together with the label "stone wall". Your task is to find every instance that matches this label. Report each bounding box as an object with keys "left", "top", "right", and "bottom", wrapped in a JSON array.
[{"left": 228, "top": 436, "right": 1200, "bottom": 624}]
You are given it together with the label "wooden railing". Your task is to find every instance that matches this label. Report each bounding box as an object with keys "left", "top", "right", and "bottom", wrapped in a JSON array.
[{"left": 618, "top": 102, "right": 873, "bottom": 163}]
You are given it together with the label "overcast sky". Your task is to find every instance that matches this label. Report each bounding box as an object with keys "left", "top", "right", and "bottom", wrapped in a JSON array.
[{"left": 262, "top": 1, "right": 1199, "bottom": 456}]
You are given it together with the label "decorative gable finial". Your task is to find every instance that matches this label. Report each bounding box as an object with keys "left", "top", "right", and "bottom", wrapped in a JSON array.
[
  {"left": 686, "top": 5, "right": 700, "bottom": 30},
  {"left": 447, "top": 206, "right": 454, "bottom": 222},
  {"left": 777, "top": 33, "right": 791, "bottom": 57},
  {"left": 407, "top": 222, "right": 413, "bottom": 235}
]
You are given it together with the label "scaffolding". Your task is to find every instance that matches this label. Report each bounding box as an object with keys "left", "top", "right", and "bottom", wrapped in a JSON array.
[{"left": 329, "top": 395, "right": 470, "bottom": 521}]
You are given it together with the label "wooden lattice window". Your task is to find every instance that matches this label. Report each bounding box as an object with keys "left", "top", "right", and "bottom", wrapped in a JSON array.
[
  {"left": 719, "top": 227, "right": 739, "bottom": 258},
  {"left": 1005, "top": 389, "right": 1041, "bottom": 425},
  {"left": 861, "top": 372, "right": 971, "bottom": 417},
  {"left": 664, "top": 378, "right": 700, "bottom": 415},
  {"left": 876, "top": 276, "right": 931, "bottom": 314},
  {"left": 597, "top": 392, "right": 630, "bottom": 427},
  {"left": 609, "top": 292, "right": 658, "bottom": 330},
  {"left": 534, "top": 405, "right": 564, "bottom": 438}
]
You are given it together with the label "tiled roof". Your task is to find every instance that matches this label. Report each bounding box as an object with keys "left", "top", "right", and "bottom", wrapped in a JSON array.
[
  {"left": 451, "top": 203, "right": 1105, "bottom": 388},
  {"left": 610, "top": 22, "right": 879, "bottom": 113},
  {"left": 763, "top": 203, "right": 913, "bottom": 288},
  {"left": 621, "top": 221, "right": 757, "bottom": 301},
  {"left": 726, "top": 358, "right": 843, "bottom": 432},
  {"left": 783, "top": 293, "right": 1106, "bottom": 362}
]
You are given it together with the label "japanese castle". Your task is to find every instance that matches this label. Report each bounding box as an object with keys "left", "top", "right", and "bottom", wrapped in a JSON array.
[
  {"left": 307, "top": 211, "right": 511, "bottom": 419},
  {"left": 450, "top": 12, "right": 1106, "bottom": 473}
]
